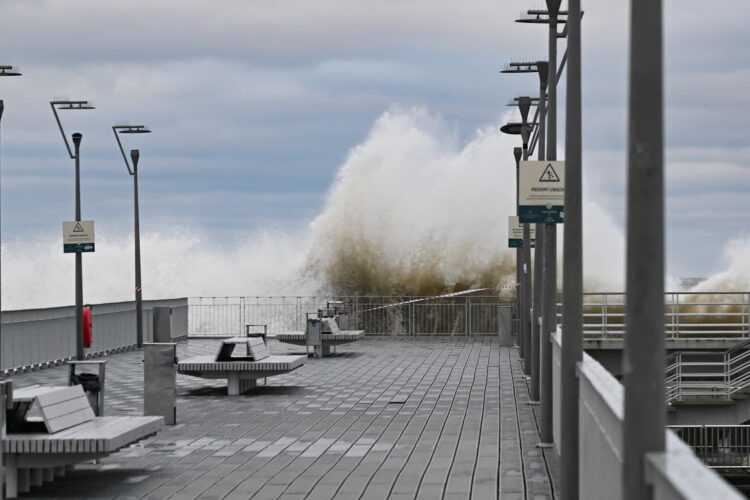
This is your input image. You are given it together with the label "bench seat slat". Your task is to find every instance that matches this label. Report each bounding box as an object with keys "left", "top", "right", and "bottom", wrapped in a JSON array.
[{"left": 4, "top": 416, "right": 163, "bottom": 454}]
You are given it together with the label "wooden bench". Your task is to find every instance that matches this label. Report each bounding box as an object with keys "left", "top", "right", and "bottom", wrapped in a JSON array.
[
  {"left": 177, "top": 337, "right": 306, "bottom": 395},
  {"left": 3, "top": 384, "right": 162, "bottom": 498},
  {"left": 276, "top": 317, "right": 365, "bottom": 358}
]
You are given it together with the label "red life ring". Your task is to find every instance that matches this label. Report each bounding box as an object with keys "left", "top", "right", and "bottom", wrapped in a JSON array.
[{"left": 83, "top": 305, "right": 93, "bottom": 348}]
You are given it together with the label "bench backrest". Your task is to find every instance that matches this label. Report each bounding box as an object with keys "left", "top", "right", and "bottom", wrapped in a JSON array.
[
  {"left": 323, "top": 317, "right": 342, "bottom": 335},
  {"left": 215, "top": 337, "right": 270, "bottom": 362},
  {"left": 14, "top": 385, "right": 95, "bottom": 433},
  {"left": 247, "top": 337, "right": 270, "bottom": 360}
]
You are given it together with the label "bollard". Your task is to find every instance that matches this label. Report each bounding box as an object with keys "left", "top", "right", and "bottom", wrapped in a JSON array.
[
  {"left": 143, "top": 343, "right": 177, "bottom": 425},
  {"left": 152, "top": 307, "right": 172, "bottom": 343},
  {"left": 498, "top": 306, "right": 513, "bottom": 346}
]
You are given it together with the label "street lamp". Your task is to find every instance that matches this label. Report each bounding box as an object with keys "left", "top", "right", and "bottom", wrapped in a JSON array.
[
  {"left": 505, "top": 97, "right": 536, "bottom": 382},
  {"left": 0, "top": 66, "right": 22, "bottom": 445},
  {"left": 512, "top": 0, "right": 565, "bottom": 450},
  {"left": 113, "top": 125, "right": 152, "bottom": 348},
  {"left": 51, "top": 100, "right": 95, "bottom": 360},
  {"left": 560, "top": 0, "right": 584, "bottom": 498},
  {"left": 501, "top": 61, "right": 550, "bottom": 407}
]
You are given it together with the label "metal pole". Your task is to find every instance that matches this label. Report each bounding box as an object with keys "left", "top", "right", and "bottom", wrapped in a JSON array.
[
  {"left": 132, "top": 150, "right": 144, "bottom": 347},
  {"left": 560, "top": 0, "right": 582, "bottom": 497},
  {"left": 514, "top": 147, "right": 525, "bottom": 358},
  {"left": 72, "top": 133, "right": 84, "bottom": 360},
  {"left": 519, "top": 97, "right": 532, "bottom": 376},
  {"left": 623, "top": 0, "right": 665, "bottom": 497},
  {"left": 539, "top": 0, "right": 561, "bottom": 446},
  {"left": 0, "top": 101, "right": 3, "bottom": 351},
  {"left": 531, "top": 62, "right": 549, "bottom": 403}
]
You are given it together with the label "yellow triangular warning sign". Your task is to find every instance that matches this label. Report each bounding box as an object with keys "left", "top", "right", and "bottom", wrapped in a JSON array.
[
  {"left": 539, "top": 163, "right": 560, "bottom": 182},
  {"left": 73, "top": 223, "right": 85, "bottom": 232}
]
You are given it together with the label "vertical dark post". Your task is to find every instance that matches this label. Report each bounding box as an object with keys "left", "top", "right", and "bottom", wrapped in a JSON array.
[
  {"left": 72, "top": 133, "right": 84, "bottom": 360},
  {"left": 561, "top": 0, "right": 582, "bottom": 498},
  {"left": 131, "top": 149, "right": 143, "bottom": 347},
  {"left": 0, "top": 101, "right": 4, "bottom": 332},
  {"left": 531, "top": 62, "right": 549, "bottom": 403},
  {"left": 623, "top": 0, "right": 665, "bottom": 498},
  {"left": 514, "top": 147, "right": 524, "bottom": 359},
  {"left": 518, "top": 97, "right": 532, "bottom": 377},
  {"left": 539, "top": 0, "right": 561, "bottom": 446}
]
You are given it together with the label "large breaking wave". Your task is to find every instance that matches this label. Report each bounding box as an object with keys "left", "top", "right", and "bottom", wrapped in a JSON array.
[{"left": 1, "top": 108, "right": 746, "bottom": 309}]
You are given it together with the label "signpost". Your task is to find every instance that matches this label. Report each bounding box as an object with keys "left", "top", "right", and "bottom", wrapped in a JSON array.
[
  {"left": 63, "top": 220, "right": 95, "bottom": 253},
  {"left": 508, "top": 216, "right": 536, "bottom": 248},
  {"left": 519, "top": 161, "right": 566, "bottom": 224}
]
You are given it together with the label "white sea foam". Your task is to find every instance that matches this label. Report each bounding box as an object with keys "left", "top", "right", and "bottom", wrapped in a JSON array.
[{"left": 1, "top": 107, "right": 745, "bottom": 310}]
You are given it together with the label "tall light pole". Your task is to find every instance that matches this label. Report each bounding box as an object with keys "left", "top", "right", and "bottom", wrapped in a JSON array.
[
  {"left": 0, "top": 64, "right": 21, "bottom": 500},
  {"left": 514, "top": 146, "right": 524, "bottom": 358},
  {"left": 501, "top": 61, "right": 549, "bottom": 403},
  {"left": 516, "top": 0, "right": 565, "bottom": 448},
  {"left": 51, "top": 100, "right": 95, "bottom": 360},
  {"left": 113, "top": 125, "right": 152, "bottom": 348},
  {"left": 514, "top": 96, "right": 535, "bottom": 380},
  {"left": 501, "top": 113, "right": 538, "bottom": 378},
  {"left": 561, "top": 0, "right": 583, "bottom": 498},
  {"left": 623, "top": 0, "right": 665, "bottom": 498},
  {"left": 0, "top": 66, "right": 22, "bottom": 317}
]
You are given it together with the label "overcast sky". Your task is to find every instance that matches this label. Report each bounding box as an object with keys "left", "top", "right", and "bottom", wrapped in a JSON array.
[{"left": 1, "top": 0, "right": 748, "bottom": 278}]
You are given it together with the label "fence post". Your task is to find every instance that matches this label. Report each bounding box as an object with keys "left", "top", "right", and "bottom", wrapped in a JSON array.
[
  {"left": 467, "top": 297, "right": 471, "bottom": 336},
  {"left": 725, "top": 350, "right": 731, "bottom": 399},
  {"left": 602, "top": 294, "right": 608, "bottom": 339},
  {"left": 409, "top": 302, "right": 414, "bottom": 336}
]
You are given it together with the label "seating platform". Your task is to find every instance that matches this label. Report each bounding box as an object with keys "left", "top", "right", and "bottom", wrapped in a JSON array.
[
  {"left": 3, "top": 385, "right": 162, "bottom": 498},
  {"left": 177, "top": 337, "right": 306, "bottom": 395},
  {"left": 277, "top": 317, "right": 365, "bottom": 358}
]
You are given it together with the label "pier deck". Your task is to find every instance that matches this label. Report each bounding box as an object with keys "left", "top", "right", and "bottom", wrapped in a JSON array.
[{"left": 8, "top": 336, "right": 556, "bottom": 499}]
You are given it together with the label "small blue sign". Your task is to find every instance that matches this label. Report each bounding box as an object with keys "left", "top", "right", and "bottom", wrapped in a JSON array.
[
  {"left": 64, "top": 243, "right": 95, "bottom": 253},
  {"left": 519, "top": 205, "right": 564, "bottom": 224},
  {"left": 508, "top": 239, "right": 536, "bottom": 248}
]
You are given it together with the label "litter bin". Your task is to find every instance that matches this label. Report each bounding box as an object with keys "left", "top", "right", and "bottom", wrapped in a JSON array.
[{"left": 144, "top": 343, "right": 177, "bottom": 425}]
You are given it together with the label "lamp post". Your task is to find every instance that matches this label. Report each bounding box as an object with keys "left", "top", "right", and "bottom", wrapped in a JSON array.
[
  {"left": 51, "top": 100, "right": 95, "bottom": 360},
  {"left": 113, "top": 125, "right": 152, "bottom": 348},
  {"left": 560, "top": 0, "right": 583, "bottom": 498},
  {"left": 0, "top": 64, "right": 21, "bottom": 500},
  {"left": 623, "top": 0, "right": 665, "bottom": 498},
  {"left": 0, "top": 66, "right": 22, "bottom": 313},
  {"left": 501, "top": 62, "right": 549, "bottom": 403},
  {"left": 515, "top": 0, "right": 565, "bottom": 448},
  {"left": 511, "top": 97, "right": 534, "bottom": 380},
  {"left": 501, "top": 113, "right": 537, "bottom": 378}
]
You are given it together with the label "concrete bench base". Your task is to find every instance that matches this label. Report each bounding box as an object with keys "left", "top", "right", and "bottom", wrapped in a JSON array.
[
  {"left": 178, "top": 355, "right": 306, "bottom": 395},
  {"left": 3, "top": 415, "right": 162, "bottom": 498},
  {"left": 276, "top": 331, "right": 365, "bottom": 358}
]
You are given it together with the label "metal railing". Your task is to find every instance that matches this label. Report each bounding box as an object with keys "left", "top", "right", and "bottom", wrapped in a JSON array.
[
  {"left": 670, "top": 425, "right": 750, "bottom": 470},
  {"left": 1, "top": 298, "right": 188, "bottom": 374},
  {"left": 187, "top": 295, "right": 514, "bottom": 337},
  {"left": 665, "top": 339, "right": 750, "bottom": 402},
  {"left": 577, "top": 292, "right": 750, "bottom": 340}
]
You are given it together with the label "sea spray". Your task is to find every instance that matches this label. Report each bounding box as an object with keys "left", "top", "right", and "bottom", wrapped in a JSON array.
[{"left": 2, "top": 108, "right": 746, "bottom": 310}]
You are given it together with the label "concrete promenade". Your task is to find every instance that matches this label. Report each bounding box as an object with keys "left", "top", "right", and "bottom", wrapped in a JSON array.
[{"left": 9, "top": 336, "right": 557, "bottom": 499}]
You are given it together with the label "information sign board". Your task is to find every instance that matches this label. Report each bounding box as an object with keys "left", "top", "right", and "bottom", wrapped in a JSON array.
[
  {"left": 519, "top": 161, "right": 565, "bottom": 224},
  {"left": 63, "top": 221, "right": 95, "bottom": 253},
  {"left": 508, "top": 216, "right": 536, "bottom": 248}
]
